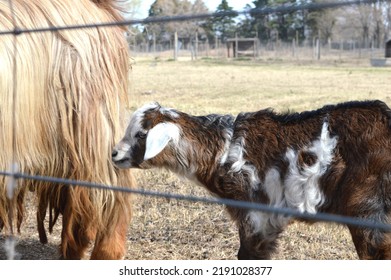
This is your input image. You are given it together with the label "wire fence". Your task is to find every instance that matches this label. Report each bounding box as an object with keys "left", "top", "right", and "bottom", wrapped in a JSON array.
[
  {"left": 2, "top": 171, "right": 391, "bottom": 232},
  {"left": 1, "top": 0, "right": 391, "bottom": 260},
  {"left": 0, "top": 0, "right": 384, "bottom": 36},
  {"left": 130, "top": 35, "right": 387, "bottom": 62}
]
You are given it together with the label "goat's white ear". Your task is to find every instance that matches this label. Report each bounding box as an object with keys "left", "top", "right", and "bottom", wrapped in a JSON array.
[{"left": 144, "top": 123, "right": 179, "bottom": 161}]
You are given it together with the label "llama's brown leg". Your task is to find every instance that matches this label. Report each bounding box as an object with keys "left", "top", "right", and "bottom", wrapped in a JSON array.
[{"left": 90, "top": 210, "right": 130, "bottom": 260}]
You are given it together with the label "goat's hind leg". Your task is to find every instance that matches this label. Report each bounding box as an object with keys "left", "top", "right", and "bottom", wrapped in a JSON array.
[
  {"left": 348, "top": 225, "right": 391, "bottom": 259},
  {"left": 347, "top": 177, "right": 391, "bottom": 259},
  {"left": 381, "top": 232, "right": 391, "bottom": 259},
  {"left": 379, "top": 232, "right": 391, "bottom": 259}
]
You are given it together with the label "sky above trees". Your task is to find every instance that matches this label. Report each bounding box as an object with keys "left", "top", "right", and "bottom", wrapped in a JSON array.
[{"left": 137, "top": 0, "right": 251, "bottom": 18}]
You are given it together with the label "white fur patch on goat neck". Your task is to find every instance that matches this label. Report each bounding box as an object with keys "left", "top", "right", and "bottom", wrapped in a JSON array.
[
  {"left": 219, "top": 127, "right": 234, "bottom": 165},
  {"left": 227, "top": 136, "right": 261, "bottom": 190},
  {"left": 219, "top": 136, "right": 233, "bottom": 165},
  {"left": 172, "top": 137, "right": 199, "bottom": 180},
  {"left": 284, "top": 121, "right": 337, "bottom": 214},
  {"left": 227, "top": 136, "right": 246, "bottom": 172}
]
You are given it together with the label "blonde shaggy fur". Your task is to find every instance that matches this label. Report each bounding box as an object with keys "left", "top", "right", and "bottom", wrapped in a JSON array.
[{"left": 0, "top": 0, "right": 135, "bottom": 259}]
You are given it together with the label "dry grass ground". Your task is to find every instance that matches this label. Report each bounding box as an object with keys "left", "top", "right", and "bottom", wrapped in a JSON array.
[{"left": 1, "top": 56, "right": 390, "bottom": 260}]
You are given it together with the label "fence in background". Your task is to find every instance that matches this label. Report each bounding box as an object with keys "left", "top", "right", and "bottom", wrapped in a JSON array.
[{"left": 129, "top": 34, "right": 386, "bottom": 61}]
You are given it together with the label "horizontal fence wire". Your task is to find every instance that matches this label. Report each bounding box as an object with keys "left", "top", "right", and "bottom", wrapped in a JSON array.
[
  {"left": 1, "top": 170, "right": 390, "bottom": 232},
  {"left": 0, "top": 0, "right": 385, "bottom": 36},
  {"left": 1, "top": 0, "right": 391, "bottom": 257}
]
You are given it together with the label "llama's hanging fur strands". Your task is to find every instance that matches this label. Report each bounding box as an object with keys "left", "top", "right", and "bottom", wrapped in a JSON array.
[{"left": 0, "top": 0, "right": 135, "bottom": 259}]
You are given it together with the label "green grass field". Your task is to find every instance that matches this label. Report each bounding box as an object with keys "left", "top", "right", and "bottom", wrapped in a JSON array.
[{"left": 2, "top": 57, "right": 390, "bottom": 260}]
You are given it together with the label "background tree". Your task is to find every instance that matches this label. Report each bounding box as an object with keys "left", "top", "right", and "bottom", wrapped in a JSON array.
[
  {"left": 250, "top": 0, "right": 271, "bottom": 41},
  {"left": 185, "top": 0, "right": 209, "bottom": 40},
  {"left": 208, "top": 0, "right": 238, "bottom": 42},
  {"left": 248, "top": 0, "right": 306, "bottom": 42},
  {"left": 371, "top": 1, "right": 384, "bottom": 48},
  {"left": 146, "top": 0, "right": 176, "bottom": 43},
  {"left": 357, "top": 3, "right": 373, "bottom": 48},
  {"left": 268, "top": 0, "right": 308, "bottom": 42},
  {"left": 334, "top": 0, "right": 387, "bottom": 48},
  {"left": 146, "top": 0, "right": 209, "bottom": 44},
  {"left": 133, "top": 0, "right": 391, "bottom": 53},
  {"left": 386, "top": 1, "right": 391, "bottom": 41},
  {"left": 237, "top": 3, "right": 258, "bottom": 38},
  {"left": 306, "top": 0, "right": 337, "bottom": 44}
]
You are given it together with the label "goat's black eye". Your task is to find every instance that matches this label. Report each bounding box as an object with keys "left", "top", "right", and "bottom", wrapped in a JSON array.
[{"left": 135, "top": 131, "right": 147, "bottom": 139}]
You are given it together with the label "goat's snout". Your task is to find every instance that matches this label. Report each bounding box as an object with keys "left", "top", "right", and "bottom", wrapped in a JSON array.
[
  {"left": 111, "top": 143, "right": 132, "bottom": 168},
  {"left": 111, "top": 147, "right": 123, "bottom": 161}
]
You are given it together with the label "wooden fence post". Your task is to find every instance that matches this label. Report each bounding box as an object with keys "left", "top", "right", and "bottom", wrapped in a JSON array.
[
  {"left": 292, "top": 38, "right": 296, "bottom": 58},
  {"left": 206, "top": 38, "right": 209, "bottom": 57},
  {"left": 316, "top": 38, "right": 321, "bottom": 60},
  {"left": 235, "top": 32, "right": 238, "bottom": 58},
  {"left": 174, "top": 31, "right": 178, "bottom": 61},
  {"left": 152, "top": 32, "right": 156, "bottom": 55},
  {"left": 195, "top": 30, "right": 198, "bottom": 60},
  {"left": 215, "top": 35, "right": 220, "bottom": 57}
]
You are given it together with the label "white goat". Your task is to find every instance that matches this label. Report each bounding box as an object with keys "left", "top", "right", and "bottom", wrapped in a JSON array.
[{"left": 113, "top": 101, "right": 391, "bottom": 259}]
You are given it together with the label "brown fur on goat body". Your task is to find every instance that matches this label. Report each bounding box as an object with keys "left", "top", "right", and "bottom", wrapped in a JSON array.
[
  {"left": 0, "top": 0, "right": 135, "bottom": 259},
  {"left": 225, "top": 101, "right": 391, "bottom": 259},
  {"left": 113, "top": 100, "right": 391, "bottom": 259}
]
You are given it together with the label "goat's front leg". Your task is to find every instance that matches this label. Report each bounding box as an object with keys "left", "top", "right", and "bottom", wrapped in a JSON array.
[
  {"left": 237, "top": 229, "right": 279, "bottom": 260},
  {"left": 236, "top": 214, "right": 282, "bottom": 260}
]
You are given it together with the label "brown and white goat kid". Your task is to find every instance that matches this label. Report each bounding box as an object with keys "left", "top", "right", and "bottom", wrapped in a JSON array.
[{"left": 112, "top": 101, "right": 391, "bottom": 259}]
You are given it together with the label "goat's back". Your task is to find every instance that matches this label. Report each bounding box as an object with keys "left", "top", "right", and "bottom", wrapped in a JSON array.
[{"left": 231, "top": 100, "right": 391, "bottom": 214}]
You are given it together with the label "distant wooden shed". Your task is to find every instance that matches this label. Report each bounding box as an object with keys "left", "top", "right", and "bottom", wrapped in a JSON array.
[
  {"left": 370, "top": 39, "right": 391, "bottom": 67},
  {"left": 386, "top": 40, "right": 391, "bottom": 58},
  {"left": 226, "top": 38, "right": 260, "bottom": 58}
]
